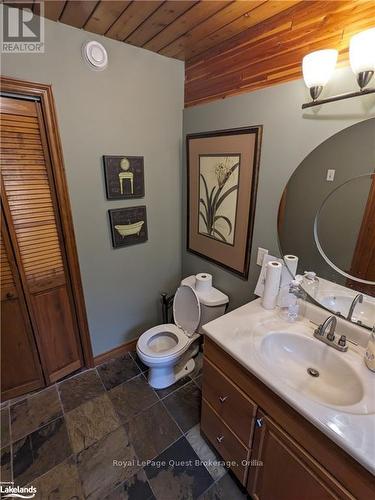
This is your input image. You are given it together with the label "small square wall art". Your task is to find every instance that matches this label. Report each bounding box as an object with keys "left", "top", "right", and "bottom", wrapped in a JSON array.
[
  {"left": 109, "top": 206, "right": 148, "bottom": 248},
  {"left": 103, "top": 155, "right": 144, "bottom": 199}
]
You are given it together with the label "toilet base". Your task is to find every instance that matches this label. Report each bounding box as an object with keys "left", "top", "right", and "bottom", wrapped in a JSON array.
[
  {"left": 148, "top": 364, "right": 176, "bottom": 389},
  {"left": 147, "top": 348, "right": 198, "bottom": 389},
  {"left": 147, "top": 358, "right": 196, "bottom": 389},
  {"left": 175, "top": 358, "right": 195, "bottom": 382}
]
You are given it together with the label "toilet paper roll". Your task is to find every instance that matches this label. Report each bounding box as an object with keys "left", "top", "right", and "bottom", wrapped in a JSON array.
[
  {"left": 280, "top": 255, "right": 299, "bottom": 288},
  {"left": 284, "top": 255, "right": 298, "bottom": 277},
  {"left": 195, "top": 273, "right": 213, "bottom": 293},
  {"left": 262, "top": 261, "right": 282, "bottom": 310}
]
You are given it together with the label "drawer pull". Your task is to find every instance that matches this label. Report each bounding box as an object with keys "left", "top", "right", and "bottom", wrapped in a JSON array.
[
  {"left": 256, "top": 418, "right": 263, "bottom": 428},
  {"left": 216, "top": 435, "right": 224, "bottom": 443},
  {"left": 219, "top": 395, "right": 228, "bottom": 403}
]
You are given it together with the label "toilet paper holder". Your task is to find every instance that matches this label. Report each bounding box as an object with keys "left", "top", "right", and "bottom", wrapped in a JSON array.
[{"left": 160, "top": 292, "right": 174, "bottom": 323}]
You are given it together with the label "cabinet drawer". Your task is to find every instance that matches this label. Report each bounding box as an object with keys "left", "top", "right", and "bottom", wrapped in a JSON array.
[
  {"left": 201, "top": 398, "right": 250, "bottom": 485},
  {"left": 202, "top": 358, "right": 256, "bottom": 446}
]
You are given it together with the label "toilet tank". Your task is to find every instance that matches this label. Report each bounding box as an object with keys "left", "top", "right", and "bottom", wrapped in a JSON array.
[
  {"left": 181, "top": 276, "right": 229, "bottom": 334},
  {"left": 198, "top": 301, "right": 227, "bottom": 333},
  {"left": 181, "top": 275, "right": 229, "bottom": 333}
]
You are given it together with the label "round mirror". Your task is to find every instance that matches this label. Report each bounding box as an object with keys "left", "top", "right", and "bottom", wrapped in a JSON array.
[
  {"left": 278, "top": 118, "right": 375, "bottom": 329},
  {"left": 314, "top": 173, "right": 375, "bottom": 285}
]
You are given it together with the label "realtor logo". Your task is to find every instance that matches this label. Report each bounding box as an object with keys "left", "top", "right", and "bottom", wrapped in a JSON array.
[
  {"left": 0, "top": 482, "right": 37, "bottom": 498},
  {"left": 1, "top": 1, "right": 44, "bottom": 53}
]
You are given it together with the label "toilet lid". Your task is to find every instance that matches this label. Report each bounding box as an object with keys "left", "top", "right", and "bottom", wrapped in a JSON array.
[{"left": 173, "top": 285, "right": 201, "bottom": 335}]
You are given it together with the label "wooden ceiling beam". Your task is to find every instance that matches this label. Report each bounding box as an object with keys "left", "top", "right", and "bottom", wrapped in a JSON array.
[
  {"left": 186, "top": 0, "right": 338, "bottom": 66},
  {"left": 44, "top": 1, "right": 66, "bottom": 21},
  {"left": 174, "top": 0, "right": 303, "bottom": 60},
  {"left": 143, "top": 1, "right": 232, "bottom": 53},
  {"left": 105, "top": 1, "right": 164, "bottom": 42},
  {"left": 59, "top": 0, "right": 99, "bottom": 29},
  {"left": 159, "top": 0, "right": 267, "bottom": 59},
  {"left": 83, "top": 1, "right": 132, "bottom": 35},
  {"left": 126, "top": 1, "right": 196, "bottom": 47}
]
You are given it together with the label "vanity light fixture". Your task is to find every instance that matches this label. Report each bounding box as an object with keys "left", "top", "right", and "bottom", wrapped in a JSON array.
[
  {"left": 302, "top": 28, "right": 375, "bottom": 109},
  {"left": 349, "top": 28, "right": 375, "bottom": 89},
  {"left": 302, "top": 49, "right": 338, "bottom": 101}
]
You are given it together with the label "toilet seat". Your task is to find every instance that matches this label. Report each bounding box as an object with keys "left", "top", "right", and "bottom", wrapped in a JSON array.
[
  {"left": 137, "top": 285, "right": 201, "bottom": 361},
  {"left": 137, "top": 324, "right": 189, "bottom": 359}
]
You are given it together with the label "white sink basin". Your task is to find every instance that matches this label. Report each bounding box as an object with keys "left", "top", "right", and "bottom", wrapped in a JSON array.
[
  {"left": 320, "top": 294, "right": 375, "bottom": 326},
  {"left": 259, "top": 332, "right": 364, "bottom": 408}
]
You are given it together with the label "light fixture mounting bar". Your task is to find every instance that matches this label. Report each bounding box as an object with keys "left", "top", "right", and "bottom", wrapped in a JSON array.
[{"left": 302, "top": 87, "right": 375, "bottom": 109}]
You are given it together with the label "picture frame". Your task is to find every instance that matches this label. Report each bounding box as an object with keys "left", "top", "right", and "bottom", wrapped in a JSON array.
[
  {"left": 108, "top": 206, "right": 148, "bottom": 249},
  {"left": 103, "top": 155, "right": 144, "bottom": 199},
  {"left": 186, "top": 126, "right": 262, "bottom": 278}
]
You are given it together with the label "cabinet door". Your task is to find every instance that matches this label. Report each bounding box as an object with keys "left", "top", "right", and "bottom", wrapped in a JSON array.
[
  {"left": 247, "top": 411, "right": 353, "bottom": 500},
  {"left": 1, "top": 220, "right": 44, "bottom": 400},
  {"left": 0, "top": 96, "right": 83, "bottom": 383}
]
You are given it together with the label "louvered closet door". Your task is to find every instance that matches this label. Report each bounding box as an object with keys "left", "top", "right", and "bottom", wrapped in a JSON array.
[
  {"left": 1, "top": 216, "right": 44, "bottom": 400},
  {"left": 0, "top": 96, "right": 83, "bottom": 383}
]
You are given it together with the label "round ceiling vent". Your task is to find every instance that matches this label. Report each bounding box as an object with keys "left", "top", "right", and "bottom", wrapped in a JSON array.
[{"left": 82, "top": 41, "right": 108, "bottom": 71}]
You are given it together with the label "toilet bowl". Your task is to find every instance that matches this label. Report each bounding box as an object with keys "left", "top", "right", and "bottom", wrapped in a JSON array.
[{"left": 136, "top": 275, "right": 228, "bottom": 389}]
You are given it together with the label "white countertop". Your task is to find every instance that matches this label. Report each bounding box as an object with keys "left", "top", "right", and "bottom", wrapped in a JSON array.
[{"left": 202, "top": 298, "right": 375, "bottom": 475}]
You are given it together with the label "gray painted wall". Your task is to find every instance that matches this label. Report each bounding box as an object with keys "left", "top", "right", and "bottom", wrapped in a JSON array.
[
  {"left": 2, "top": 18, "right": 184, "bottom": 355},
  {"left": 183, "top": 67, "right": 375, "bottom": 311}
]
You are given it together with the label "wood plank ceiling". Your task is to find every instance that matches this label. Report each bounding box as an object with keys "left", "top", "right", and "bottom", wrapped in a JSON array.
[{"left": 6, "top": 1, "right": 375, "bottom": 107}]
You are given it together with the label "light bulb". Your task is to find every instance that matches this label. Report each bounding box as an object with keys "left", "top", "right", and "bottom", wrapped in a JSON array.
[
  {"left": 350, "top": 28, "right": 375, "bottom": 74},
  {"left": 302, "top": 49, "right": 338, "bottom": 88},
  {"left": 350, "top": 28, "right": 375, "bottom": 89}
]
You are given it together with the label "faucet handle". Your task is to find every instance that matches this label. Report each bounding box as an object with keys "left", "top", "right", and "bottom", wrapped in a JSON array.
[
  {"left": 314, "top": 325, "right": 324, "bottom": 336},
  {"left": 338, "top": 335, "right": 346, "bottom": 347},
  {"left": 327, "top": 331, "right": 335, "bottom": 342}
]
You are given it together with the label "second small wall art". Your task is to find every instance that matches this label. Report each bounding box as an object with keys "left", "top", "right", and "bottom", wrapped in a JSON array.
[
  {"left": 109, "top": 206, "right": 148, "bottom": 248},
  {"left": 103, "top": 155, "right": 145, "bottom": 199}
]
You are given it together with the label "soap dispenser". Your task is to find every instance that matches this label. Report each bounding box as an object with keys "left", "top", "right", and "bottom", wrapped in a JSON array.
[
  {"left": 364, "top": 327, "right": 375, "bottom": 372},
  {"left": 278, "top": 277, "right": 306, "bottom": 322},
  {"left": 302, "top": 271, "right": 319, "bottom": 298}
]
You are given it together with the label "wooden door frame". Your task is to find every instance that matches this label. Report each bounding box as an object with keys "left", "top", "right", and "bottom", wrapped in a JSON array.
[{"left": 0, "top": 76, "right": 94, "bottom": 368}]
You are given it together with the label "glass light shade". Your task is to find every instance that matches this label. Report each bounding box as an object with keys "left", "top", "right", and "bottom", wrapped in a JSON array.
[
  {"left": 302, "top": 49, "right": 338, "bottom": 88},
  {"left": 349, "top": 28, "right": 375, "bottom": 74}
]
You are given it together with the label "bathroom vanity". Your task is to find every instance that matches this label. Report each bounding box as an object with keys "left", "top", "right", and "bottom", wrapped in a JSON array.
[{"left": 200, "top": 300, "right": 375, "bottom": 499}]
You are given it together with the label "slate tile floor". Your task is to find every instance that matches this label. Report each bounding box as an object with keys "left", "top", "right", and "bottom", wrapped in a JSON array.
[{"left": 0, "top": 352, "right": 248, "bottom": 500}]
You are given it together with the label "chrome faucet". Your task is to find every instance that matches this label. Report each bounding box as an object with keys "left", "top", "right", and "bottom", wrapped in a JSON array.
[
  {"left": 319, "top": 315, "right": 337, "bottom": 341},
  {"left": 347, "top": 294, "right": 364, "bottom": 322},
  {"left": 314, "top": 315, "right": 348, "bottom": 352}
]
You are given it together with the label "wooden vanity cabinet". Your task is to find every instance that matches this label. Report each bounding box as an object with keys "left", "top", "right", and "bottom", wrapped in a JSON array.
[{"left": 201, "top": 338, "right": 375, "bottom": 500}]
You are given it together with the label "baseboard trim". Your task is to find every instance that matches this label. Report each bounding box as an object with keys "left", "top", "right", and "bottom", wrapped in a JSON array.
[{"left": 94, "top": 338, "right": 138, "bottom": 366}]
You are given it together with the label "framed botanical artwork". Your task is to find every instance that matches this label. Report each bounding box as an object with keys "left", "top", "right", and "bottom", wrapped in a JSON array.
[
  {"left": 186, "top": 126, "right": 262, "bottom": 278},
  {"left": 103, "top": 155, "right": 144, "bottom": 199},
  {"left": 109, "top": 206, "right": 148, "bottom": 248}
]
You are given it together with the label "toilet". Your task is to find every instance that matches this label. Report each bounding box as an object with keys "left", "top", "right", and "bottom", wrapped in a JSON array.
[{"left": 136, "top": 275, "right": 229, "bottom": 389}]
